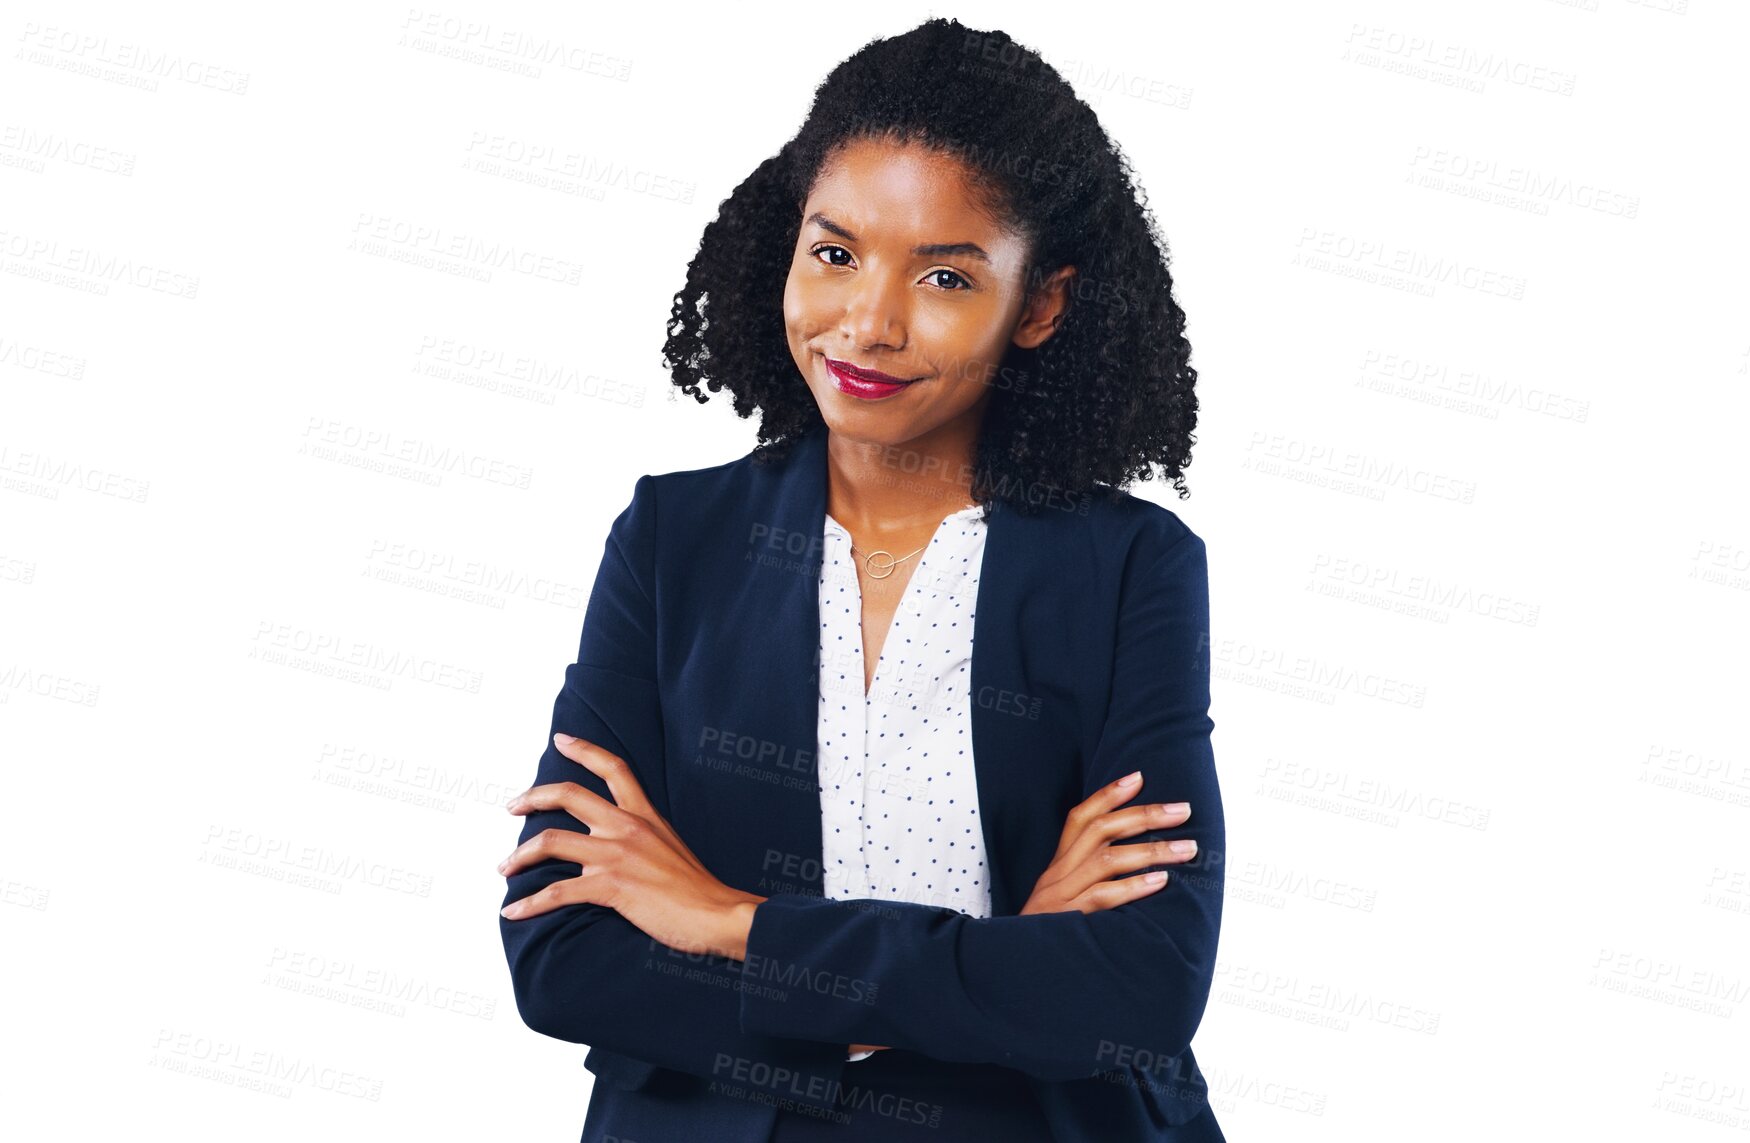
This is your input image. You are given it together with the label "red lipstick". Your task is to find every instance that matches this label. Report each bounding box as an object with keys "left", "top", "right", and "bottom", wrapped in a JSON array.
[{"left": 824, "top": 357, "right": 924, "bottom": 400}]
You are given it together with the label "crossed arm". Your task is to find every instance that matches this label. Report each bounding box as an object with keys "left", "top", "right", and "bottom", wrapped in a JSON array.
[{"left": 498, "top": 475, "right": 1224, "bottom": 1089}]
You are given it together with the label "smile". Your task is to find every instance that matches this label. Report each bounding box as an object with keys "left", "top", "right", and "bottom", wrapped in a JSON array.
[{"left": 824, "top": 356, "right": 927, "bottom": 401}]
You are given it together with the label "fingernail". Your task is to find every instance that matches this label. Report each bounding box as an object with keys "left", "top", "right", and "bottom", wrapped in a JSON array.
[
  {"left": 554, "top": 732, "right": 576, "bottom": 746},
  {"left": 1164, "top": 802, "right": 1190, "bottom": 816},
  {"left": 497, "top": 859, "right": 509, "bottom": 873},
  {"left": 1144, "top": 871, "right": 1167, "bottom": 885},
  {"left": 1118, "top": 770, "right": 1142, "bottom": 787},
  {"left": 500, "top": 904, "right": 519, "bottom": 918},
  {"left": 1169, "top": 840, "right": 1197, "bottom": 855}
]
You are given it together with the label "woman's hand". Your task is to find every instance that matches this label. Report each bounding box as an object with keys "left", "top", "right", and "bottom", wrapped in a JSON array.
[
  {"left": 1020, "top": 770, "right": 1194, "bottom": 916},
  {"left": 499, "top": 733, "right": 764, "bottom": 961}
]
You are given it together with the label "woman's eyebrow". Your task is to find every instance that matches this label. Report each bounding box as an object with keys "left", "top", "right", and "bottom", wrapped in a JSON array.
[{"left": 806, "top": 212, "right": 991, "bottom": 264}]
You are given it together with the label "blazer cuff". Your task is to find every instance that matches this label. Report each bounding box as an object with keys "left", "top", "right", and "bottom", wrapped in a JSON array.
[{"left": 739, "top": 894, "right": 886, "bottom": 1046}]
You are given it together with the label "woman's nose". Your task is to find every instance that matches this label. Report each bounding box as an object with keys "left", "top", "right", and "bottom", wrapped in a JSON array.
[{"left": 839, "top": 276, "right": 908, "bottom": 347}]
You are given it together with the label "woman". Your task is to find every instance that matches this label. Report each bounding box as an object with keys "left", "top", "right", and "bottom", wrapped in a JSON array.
[{"left": 498, "top": 17, "right": 1225, "bottom": 1142}]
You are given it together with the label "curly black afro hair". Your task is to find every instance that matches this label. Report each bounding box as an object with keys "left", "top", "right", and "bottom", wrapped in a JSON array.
[{"left": 662, "top": 16, "right": 1200, "bottom": 515}]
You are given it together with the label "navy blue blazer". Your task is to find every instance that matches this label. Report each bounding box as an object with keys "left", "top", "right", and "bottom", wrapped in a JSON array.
[{"left": 500, "top": 423, "right": 1226, "bottom": 1141}]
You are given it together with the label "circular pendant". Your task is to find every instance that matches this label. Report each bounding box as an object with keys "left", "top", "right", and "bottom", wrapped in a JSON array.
[{"left": 864, "top": 550, "right": 899, "bottom": 578}]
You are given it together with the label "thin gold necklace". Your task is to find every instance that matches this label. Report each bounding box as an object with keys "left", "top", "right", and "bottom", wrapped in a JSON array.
[{"left": 847, "top": 541, "right": 927, "bottom": 580}]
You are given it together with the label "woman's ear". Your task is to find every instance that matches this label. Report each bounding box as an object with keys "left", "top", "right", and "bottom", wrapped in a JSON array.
[{"left": 1012, "top": 265, "right": 1077, "bottom": 350}]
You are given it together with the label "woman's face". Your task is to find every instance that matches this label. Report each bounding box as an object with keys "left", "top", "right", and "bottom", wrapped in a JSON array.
[{"left": 784, "top": 135, "right": 1069, "bottom": 454}]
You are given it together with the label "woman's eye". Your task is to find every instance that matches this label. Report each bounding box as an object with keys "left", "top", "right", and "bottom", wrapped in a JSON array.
[
  {"left": 927, "top": 268, "right": 971, "bottom": 291},
  {"left": 811, "top": 244, "right": 853, "bottom": 267}
]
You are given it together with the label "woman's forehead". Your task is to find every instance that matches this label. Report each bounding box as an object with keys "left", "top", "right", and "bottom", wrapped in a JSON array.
[{"left": 804, "top": 142, "right": 1021, "bottom": 248}]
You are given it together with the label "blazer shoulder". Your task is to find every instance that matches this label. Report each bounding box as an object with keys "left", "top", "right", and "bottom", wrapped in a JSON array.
[
  {"left": 620, "top": 444, "right": 768, "bottom": 520},
  {"left": 1082, "top": 482, "right": 1205, "bottom": 561}
]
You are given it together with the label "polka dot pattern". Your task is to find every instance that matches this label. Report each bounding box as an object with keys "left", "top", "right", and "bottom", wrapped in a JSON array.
[{"left": 816, "top": 505, "right": 993, "bottom": 921}]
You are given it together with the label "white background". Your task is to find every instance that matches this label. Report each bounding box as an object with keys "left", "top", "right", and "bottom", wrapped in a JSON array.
[{"left": 3, "top": 1, "right": 1747, "bottom": 1139}]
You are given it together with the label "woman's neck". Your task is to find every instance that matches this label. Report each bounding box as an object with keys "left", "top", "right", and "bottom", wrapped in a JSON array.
[{"left": 823, "top": 429, "right": 979, "bottom": 535}]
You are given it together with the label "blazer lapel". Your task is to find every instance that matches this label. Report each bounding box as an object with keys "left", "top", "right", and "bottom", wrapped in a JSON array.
[{"left": 706, "top": 427, "right": 834, "bottom": 899}]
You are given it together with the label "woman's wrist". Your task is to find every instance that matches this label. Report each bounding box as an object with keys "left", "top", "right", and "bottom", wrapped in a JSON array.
[{"left": 713, "top": 891, "right": 767, "bottom": 961}]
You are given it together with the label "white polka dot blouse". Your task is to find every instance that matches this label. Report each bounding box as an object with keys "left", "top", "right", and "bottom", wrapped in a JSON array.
[
  {"left": 818, "top": 505, "right": 993, "bottom": 1063},
  {"left": 817, "top": 504, "right": 994, "bottom": 915}
]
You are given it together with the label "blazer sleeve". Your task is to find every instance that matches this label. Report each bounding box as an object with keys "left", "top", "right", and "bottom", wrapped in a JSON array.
[
  {"left": 499, "top": 474, "right": 850, "bottom": 1107},
  {"left": 736, "top": 526, "right": 1224, "bottom": 1083}
]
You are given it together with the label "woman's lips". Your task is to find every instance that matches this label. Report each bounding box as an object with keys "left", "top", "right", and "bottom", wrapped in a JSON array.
[{"left": 824, "top": 357, "right": 924, "bottom": 400}]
